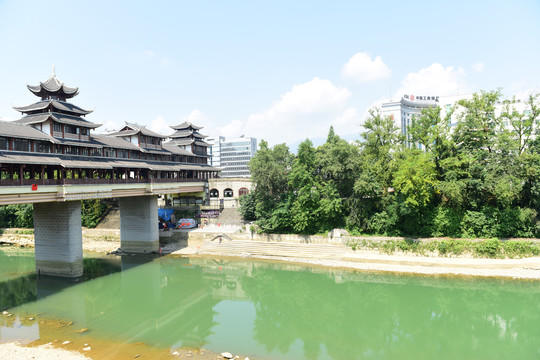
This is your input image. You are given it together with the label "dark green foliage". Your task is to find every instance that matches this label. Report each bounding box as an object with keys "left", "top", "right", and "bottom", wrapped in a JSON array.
[
  {"left": 81, "top": 199, "right": 114, "bottom": 228},
  {"left": 239, "top": 192, "right": 257, "bottom": 221},
  {"left": 431, "top": 206, "right": 462, "bottom": 237},
  {"left": 0, "top": 204, "right": 34, "bottom": 228}
]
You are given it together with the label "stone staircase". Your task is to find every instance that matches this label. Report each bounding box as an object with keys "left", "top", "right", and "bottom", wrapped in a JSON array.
[
  {"left": 198, "top": 239, "right": 351, "bottom": 260},
  {"left": 95, "top": 208, "right": 120, "bottom": 229},
  {"left": 214, "top": 208, "right": 244, "bottom": 225}
]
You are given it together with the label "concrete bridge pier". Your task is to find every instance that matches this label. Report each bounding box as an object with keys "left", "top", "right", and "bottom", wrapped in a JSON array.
[
  {"left": 33, "top": 201, "right": 83, "bottom": 277},
  {"left": 118, "top": 195, "right": 159, "bottom": 253}
]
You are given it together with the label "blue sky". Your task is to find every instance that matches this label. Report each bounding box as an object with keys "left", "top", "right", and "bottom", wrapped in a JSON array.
[{"left": 0, "top": 0, "right": 538, "bottom": 148}]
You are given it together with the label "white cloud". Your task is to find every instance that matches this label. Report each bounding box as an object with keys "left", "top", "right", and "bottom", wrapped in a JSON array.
[
  {"left": 144, "top": 50, "right": 155, "bottom": 57},
  {"left": 98, "top": 120, "right": 123, "bottom": 134},
  {"left": 148, "top": 115, "right": 171, "bottom": 135},
  {"left": 217, "top": 78, "right": 352, "bottom": 145},
  {"left": 217, "top": 120, "right": 244, "bottom": 139},
  {"left": 332, "top": 107, "right": 363, "bottom": 135},
  {"left": 274, "top": 77, "right": 351, "bottom": 113},
  {"left": 182, "top": 109, "right": 209, "bottom": 126},
  {"left": 396, "top": 63, "right": 469, "bottom": 97},
  {"left": 472, "top": 62, "right": 484, "bottom": 72},
  {"left": 341, "top": 52, "right": 391, "bottom": 82}
]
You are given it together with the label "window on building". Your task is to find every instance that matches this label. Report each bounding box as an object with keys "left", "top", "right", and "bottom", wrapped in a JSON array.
[
  {"left": 13, "top": 139, "right": 30, "bottom": 151},
  {"left": 238, "top": 187, "right": 249, "bottom": 196},
  {"left": 53, "top": 123, "right": 62, "bottom": 133},
  {"left": 35, "top": 142, "right": 50, "bottom": 153},
  {"left": 0, "top": 137, "right": 8, "bottom": 150},
  {"left": 224, "top": 188, "right": 234, "bottom": 197},
  {"left": 117, "top": 149, "right": 128, "bottom": 158},
  {"left": 64, "top": 125, "right": 78, "bottom": 134},
  {"left": 103, "top": 148, "right": 115, "bottom": 158},
  {"left": 81, "top": 128, "right": 89, "bottom": 136},
  {"left": 210, "top": 189, "right": 219, "bottom": 198},
  {"left": 64, "top": 146, "right": 79, "bottom": 155}
]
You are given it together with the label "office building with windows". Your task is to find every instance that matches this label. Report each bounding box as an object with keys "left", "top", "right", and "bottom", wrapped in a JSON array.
[
  {"left": 207, "top": 136, "right": 257, "bottom": 178},
  {"left": 381, "top": 93, "right": 534, "bottom": 147}
]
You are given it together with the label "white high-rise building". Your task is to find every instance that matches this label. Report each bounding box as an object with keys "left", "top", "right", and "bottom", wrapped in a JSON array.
[
  {"left": 381, "top": 93, "right": 535, "bottom": 146},
  {"left": 207, "top": 136, "right": 257, "bottom": 178}
]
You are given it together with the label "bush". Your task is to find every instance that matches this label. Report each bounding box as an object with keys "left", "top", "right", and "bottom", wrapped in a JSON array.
[
  {"left": 431, "top": 206, "right": 462, "bottom": 237},
  {"left": 369, "top": 210, "right": 398, "bottom": 236},
  {"left": 437, "top": 239, "right": 468, "bottom": 256},
  {"left": 502, "top": 240, "right": 540, "bottom": 258},
  {"left": 81, "top": 200, "right": 110, "bottom": 228},
  {"left": 461, "top": 209, "right": 497, "bottom": 238},
  {"left": 0, "top": 204, "right": 34, "bottom": 228},
  {"left": 473, "top": 239, "right": 501, "bottom": 258}
]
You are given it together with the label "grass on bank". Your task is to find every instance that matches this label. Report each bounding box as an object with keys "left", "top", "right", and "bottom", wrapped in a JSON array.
[{"left": 346, "top": 238, "right": 540, "bottom": 259}]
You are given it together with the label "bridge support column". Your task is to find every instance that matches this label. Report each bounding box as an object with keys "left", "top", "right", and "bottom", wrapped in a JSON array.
[
  {"left": 33, "top": 201, "right": 83, "bottom": 277},
  {"left": 119, "top": 196, "right": 159, "bottom": 253}
]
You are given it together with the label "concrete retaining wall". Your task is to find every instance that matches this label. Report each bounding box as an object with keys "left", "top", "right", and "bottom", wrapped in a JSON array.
[{"left": 159, "top": 230, "right": 347, "bottom": 249}]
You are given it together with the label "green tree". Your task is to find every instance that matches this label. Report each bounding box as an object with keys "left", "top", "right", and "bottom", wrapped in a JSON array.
[
  {"left": 348, "top": 109, "right": 402, "bottom": 231},
  {"left": 393, "top": 149, "right": 437, "bottom": 208},
  {"left": 316, "top": 128, "right": 361, "bottom": 200},
  {"left": 500, "top": 94, "right": 540, "bottom": 155},
  {"left": 288, "top": 140, "right": 321, "bottom": 233},
  {"left": 238, "top": 192, "right": 257, "bottom": 221},
  {"left": 81, "top": 199, "right": 111, "bottom": 228},
  {"left": 247, "top": 140, "right": 294, "bottom": 231},
  {"left": 408, "top": 105, "right": 453, "bottom": 179}
]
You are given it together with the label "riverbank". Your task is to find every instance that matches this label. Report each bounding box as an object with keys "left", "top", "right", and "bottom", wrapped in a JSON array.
[
  {"left": 2, "top": 228, "right": 540, "bottom": 279},
  {"left": 173, "top": 239, "right": 540, "bottom": 280},
  {"left": 0, "top": 301, "right": 250, "bottom": 360},
  {"left": 0, "top": 342, "right": 91, "bottom": 360}
]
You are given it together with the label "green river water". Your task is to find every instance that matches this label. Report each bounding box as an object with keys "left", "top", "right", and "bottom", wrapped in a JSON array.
[{"left": 1, "top": 245, "right": 540, "bottom": 359}]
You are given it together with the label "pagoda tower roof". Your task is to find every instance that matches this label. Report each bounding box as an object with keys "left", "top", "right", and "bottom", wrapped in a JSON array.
[
  {"left": 170, "top": 121, "right": 203, "bottom": 131},
  {"left": 168, "top": 129, "right": 207, "bottom": 139},
  {"left": 27, "top": 67, "right": 79, "bottom": 100},
  {"left": 167, "top": 138, "right": 212, "bottom": 148},
  {"left": 14, "top": 112, "right": 102, "bottom": 129},
  {"left": 13, "top": 99, "right": 93, "bottom": 116},
  {"left": 108, "top": 122, "right": 167, "bottom": 139}
]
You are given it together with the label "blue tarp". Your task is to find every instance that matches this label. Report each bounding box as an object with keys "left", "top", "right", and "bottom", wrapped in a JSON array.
[{"left": 158, "top": 208, "right": 174, "bottom": 221}]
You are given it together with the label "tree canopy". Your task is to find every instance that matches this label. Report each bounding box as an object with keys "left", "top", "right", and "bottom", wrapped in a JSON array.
[{"left": 241, "top": 91, "right": 540, "bottom": 238}]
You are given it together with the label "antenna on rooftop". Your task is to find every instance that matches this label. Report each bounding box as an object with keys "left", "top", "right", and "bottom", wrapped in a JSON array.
[{"left": 52, "top": 64, "right": 56, "bottom": 77}]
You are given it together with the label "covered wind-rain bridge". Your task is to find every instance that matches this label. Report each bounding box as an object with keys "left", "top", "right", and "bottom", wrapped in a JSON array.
[{"left": 0, "top": 69, "right": 220, "bottom": 277}]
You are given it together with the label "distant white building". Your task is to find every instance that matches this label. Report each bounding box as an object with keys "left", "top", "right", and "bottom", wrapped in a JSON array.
[
  {"left": 207, "top": 136, "right": 257, "bottom": 178},
  {"left": 381, "top": 93, "right": 535, "bottom": 147}
]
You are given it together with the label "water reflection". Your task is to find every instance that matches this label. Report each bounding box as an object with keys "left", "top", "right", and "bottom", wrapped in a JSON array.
[{"left": 1, "top": 253, "right": 540, "bottom": 359}]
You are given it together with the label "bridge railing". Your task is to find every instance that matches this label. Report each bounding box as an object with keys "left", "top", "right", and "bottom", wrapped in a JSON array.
[{"left": 0, "top": 177, "right": 203, "bottom": 186}]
